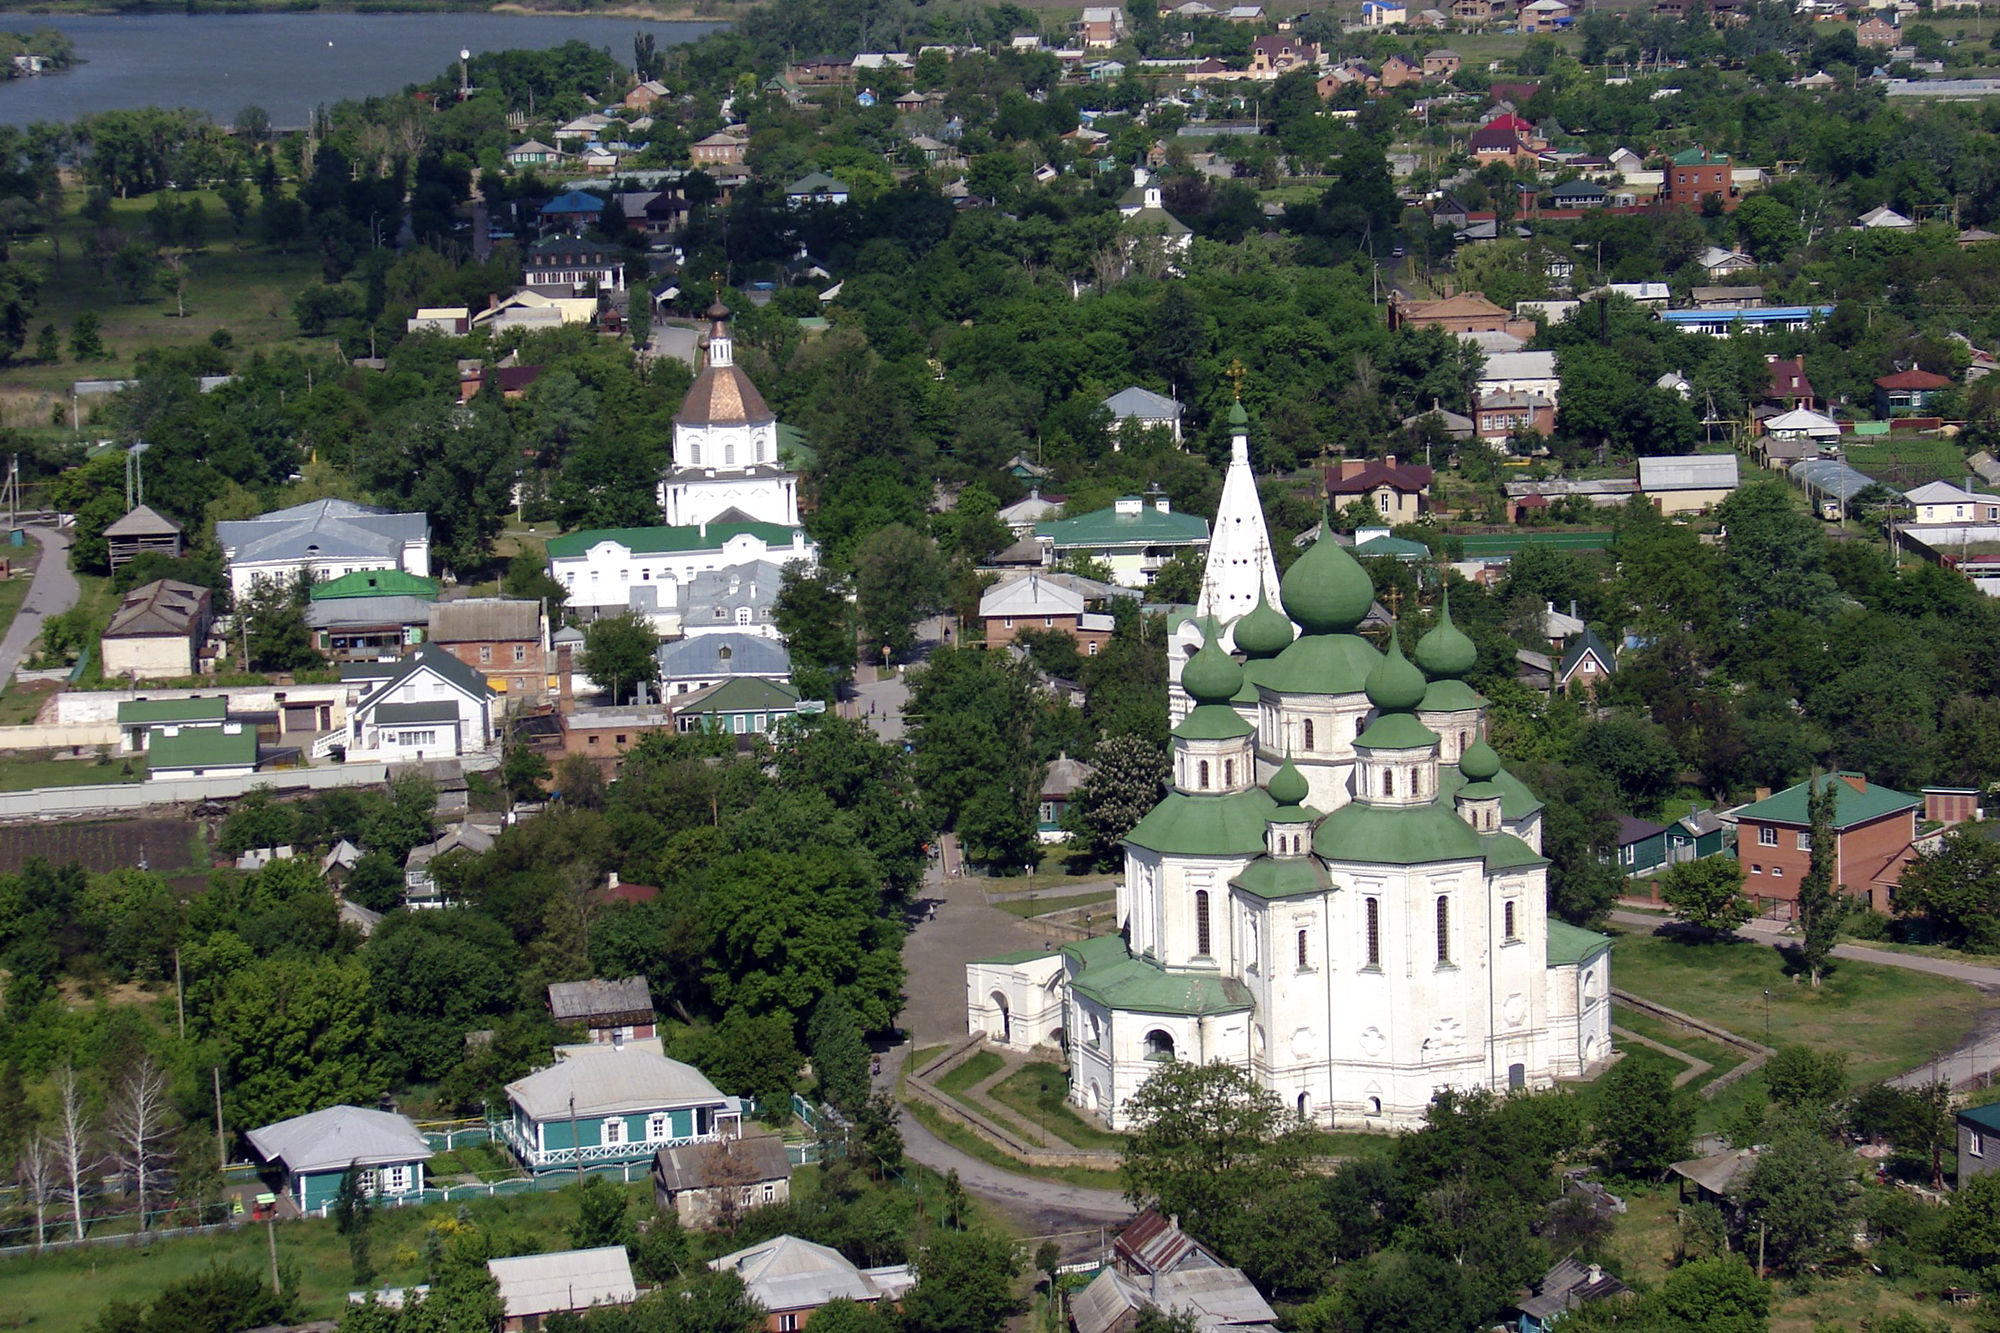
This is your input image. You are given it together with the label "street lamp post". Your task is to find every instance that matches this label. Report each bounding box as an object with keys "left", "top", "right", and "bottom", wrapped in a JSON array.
[
  {"left": 1763, "top": 989, "right": 1770, "bottom": 1045},
  {"left": 459, "top": 48, "right": 471, "bottom": 101}
]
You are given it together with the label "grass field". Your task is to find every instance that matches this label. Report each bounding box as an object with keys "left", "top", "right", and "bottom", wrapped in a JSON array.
[
  {"left": 904, "top": 1098, "right": 1128, "bottom": 1191},
  {"left": 1609, "top": 931, "right": 1984, "bottom": 1089},
  {"left": 1612, "top": 1002, "right": 1748, "bottom": 1100},
  {"left": 991, "top": 891, "right": 1116, "bottom": 919},
  {"left": 0, "top": 190, "right": 325, "bottom": 427},
  {"left": 0, "top": 1178, "right": 655, "bottom": 1333},
  {"left": 989, "top": 1063, "right": 1129, "bottom": 1151},
  {"left": 936, "top": 1049, "right": 1005, "bottom": 1095},
  {"left": 0, "top": 749, "right": 147, "bottom": 790}
]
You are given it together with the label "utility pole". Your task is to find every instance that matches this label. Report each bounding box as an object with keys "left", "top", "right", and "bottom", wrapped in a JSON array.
[
  {"left": 174, "top": 948, "right": 185, "bottom": 1041},
  {"left": 569, "top": 1095, "right": 584, "bottom": 1182},
  {"left": 266, "top": 1213, "right": 282, "bottom": 1294}
]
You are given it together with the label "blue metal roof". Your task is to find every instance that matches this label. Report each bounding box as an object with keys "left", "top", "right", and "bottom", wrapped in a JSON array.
[{"left": 1661, "top": 305, "right": 1834, "bottom": 323}]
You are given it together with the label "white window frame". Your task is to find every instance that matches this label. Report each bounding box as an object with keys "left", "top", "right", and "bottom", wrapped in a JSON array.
[
  {"left": 648, "top": 1112, "right": 670, "bottom": 1141},
  {"left": 603, "top": 1117, "right": 626, "bottom": 1147},
  {"left": 1759, "top": 826, "right": 1778, "bottom": 847}
]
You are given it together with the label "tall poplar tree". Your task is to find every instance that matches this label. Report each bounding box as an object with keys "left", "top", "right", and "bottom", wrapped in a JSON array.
[{"left": 1795, "top": 774, "right": 1845, "bottom": 988}]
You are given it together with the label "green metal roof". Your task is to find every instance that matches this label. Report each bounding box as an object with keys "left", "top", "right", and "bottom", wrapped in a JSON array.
[
  {"left": 1355, "top": 712, "right": 1439, "bottom": 751},
  {"left": 1314, "top": 799, "right": 1487, "bottom": 866},
  {"left": 1063, "top": 935, "right": 1253, "bottom": 1016},
  {"left": 1732, "top": 773, "right": 1918, "bottom": 829},
  {"left": 310, "top": 569, "right": 440, "bottom": 602},
  {"left": 1036, "top": 505, "right": 1210, "bottom": 551},
  {"left": 1420, "top": 678, "right": 1487, "bottom": 712},
  {"left": 117, "top": 697, "right": 227, "bottom": 725},
  {"left": 1229, "top": 856, "right": 1332, "bottom": 900},
  {"left": 1546, "top": 919, "right": 1612, "bottom": 966},
  {"left": 1173, "top": 705, "right": 1254, "bottom": 741},
  {"left": 1440, "top": 762, "right": 1545, "bottom": 819},
  {"left": 972, "top": 947, "right": 1058, "bottom": 966},
  {"left": 1958, "top": 1103, "right": 2000, "bottom": 1134},
  {"left": 1255, "top": 632, "right": 1381, "bottom": 696},
  {"left": 685, "top": 677, "right": 803, "bottom": 714},
  {"left": 1353, "top": 535, "right": 1431, "bottom": 559},
  {"left": 546, "top": 522, "right": 805, "bottom": 558},
  {"left": 148, "top": 725, "right": 256, "bottom": 770},
  {"left": 1482, "top": 832, "right": 1549, "bottom": 871},
  {"left": 1672, "top": 147, "right": 1729, "bottom": 166},
  {"left": 1125, "top": 788, "right": 1276, "bottom": 857}
]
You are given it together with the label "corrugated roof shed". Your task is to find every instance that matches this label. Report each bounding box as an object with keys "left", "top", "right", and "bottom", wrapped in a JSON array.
[
  {"left": 487, "top": 1247, "right": 636, "bottom": 1319},
  {"left": 548, "top": 977, "right": 655, "bottom": 1023}
]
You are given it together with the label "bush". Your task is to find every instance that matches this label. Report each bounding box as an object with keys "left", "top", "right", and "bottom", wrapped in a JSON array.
[{"left": 1842, "top": 910, "right": 1891, "bottom": 941}]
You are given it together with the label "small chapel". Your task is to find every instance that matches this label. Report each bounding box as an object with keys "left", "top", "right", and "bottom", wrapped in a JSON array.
[
  {"left": 655, "top": 298, "right": 802, "bottom": 529},
  {"left": 966, "top": 399, "right": 1612, "bottom": 1131}
]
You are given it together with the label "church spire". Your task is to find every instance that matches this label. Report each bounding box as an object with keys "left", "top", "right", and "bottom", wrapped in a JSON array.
[
  {"left": 705, "top": 276, "right": 734, "bottom": 368},
  {"left": 1195, "top": 363, "right": 1283, "bottom": 632}
]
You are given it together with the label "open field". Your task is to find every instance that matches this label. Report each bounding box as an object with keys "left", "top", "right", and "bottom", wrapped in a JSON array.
[
  {"left": 936, "top": 1049, "right": 1005, "bottom": 1095},
  {"left": 0, "top": 816, "right": 205, "bottom": 874},
  {"left": 990, "top": 1062, "right": 1128, "bottom": 1151},
  {"left": 991, "top": 890, "right": 1116, "bottom": 919},
  {"left": 0, "top": 749, "right": 147, "bottom": 791},
  {"left": 1609, "top": 931, "right": 1985, "bottom": 1086},
  {"left": 1844, "top": 437, "right": 1967, "bottom": 488}
]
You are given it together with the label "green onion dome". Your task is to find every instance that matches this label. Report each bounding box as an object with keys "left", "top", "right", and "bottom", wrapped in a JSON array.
[
  {"left": 1228, "top": 399, "right": 1249, "bottom": 427},
  {"left": 1459, "top": 738, "right": 1502, "bottom": 782},
  {"left": 1280, "top": 509, "right": 1375, "bottom": 634},
  {"left": 1182, "top": 624, "right": 1244, "bottom": 705},
  {"left": 1364, "top": 624, "right": 1428, "bottom": 713},
  {"left": 1233, "top": 587, "right": 1294, "bottom": 659},
  {"left": 1267, "top": 757, "right": 1310, "bottom": 808},
  {"left": 1414, "top": 590, "right": 1477, "bottom": 680}
]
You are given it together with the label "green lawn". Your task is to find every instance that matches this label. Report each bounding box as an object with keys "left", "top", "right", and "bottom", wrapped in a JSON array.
[
  {"left": 1609, "top": 932, "right": 1983, "bottom": 1088},
  {"left": 1611, "top": 1002, "right": 1748, "bottom": 1099},
  {"left": 991, "top": 891, "right": 1116, "bottom": 919},
  {"left": 0, "top": 750, "right": 146, "bottom": 790},
  {"left": 903, "top": 1099, "right": 1127, "bottom": 1192},
  {"left": 0, "top": 190, "right": 325, "bottom": 423},
  {"left": 935, "top": 1050, "right": 1004, "bottom": 1095},
  {"left": 988, "top": 1063, "right": 1129, "bottom": 1151},
  {"left": 0, "top": 1178, "right": 653, "bottom": 1333}
]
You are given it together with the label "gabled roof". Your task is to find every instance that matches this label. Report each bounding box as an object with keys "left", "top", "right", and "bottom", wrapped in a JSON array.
[
  {"left": 1546, "top": 919, "right": 1612, "bottom": 966},
  {"left": 540, "top": 189, "right": 606, "bottom": 215},
  {"left": 657, "top": 632, "right": 792, "bottom": 680},
  {"left": 1558, "top": 627, "right": 1616, "bottom": 680},
  {"left": 104, "top": 579, "right": 209, "bottom": 639},
  {"left": 1403, "top": 291, "right": 1512, "bottom": 320},
  {"left": 1102, "top": 385, "right": 1183, "bottom": 419},
  {"left": 1765, "top": 355, "right": 1810, "bottom": 398},
  {"left": 1906, "top": 480, "right": 1996, "bottom": 505},
  {"left": 311, "top": 569, "right": 439, "bottom": 601},
  {"left": 1732, "top": 772, "right": 1918, "bottom": 829},
  {"left": 506, "top": 1048, "right": 728, "bottom": 1121},
  {"left": 653, "top": 1130, "right": 791, "bottom": 1192},
  {"left": 786, "top": 171, "right": 851, "bottom": 196},
  {"left": 245, "top": 1105, "right": 432, "bottom": 1176},
  {"left": 488, "top": 1248, "right": 636, "bottom": 1320},
  {"left": 1549, "top": 177, "right": 1606, "bottom": 198},
  {"left": 548, "top": 977, "right": 655, "bottom": 1023},
  {"left": 981, "top": 573, "right": 1088, "bottom": 618},
  {"left": 1876, "top": 367, "right": 1951, "bottom": 390},
  {"left": 216, "top": 499, "right": 426, "bottom": 568},
  {"left": 1324, "top": 459, "right": 1434, "bottom": 495},
  {"left": 1615, "top": 814, "right": 1669, "bottom": 847},
  {"left": 1036, "top": 504, "right": 1209, "bottom": 548},
  {"left": 428, "top": 598, "right": 541, "bottom": 644},
  {"left": 353, "top": 645, "right": 496, "bottom": 720},
  {"left": 710, "top": 1235, "right": 914, "bottom": 1311},
  {"left": 676, "top": 676, "right": 803, "bottom": 715}
]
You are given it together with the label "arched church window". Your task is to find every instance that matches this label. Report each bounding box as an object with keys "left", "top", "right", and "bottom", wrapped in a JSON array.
[
  {"left": 1383, "top": 770, "right": 1394, "bottom": 797},
  {"left": 1297, "top": 929, "right": 1309, "bottom": 970},
  {"left": 1224, "top": 758, "right": 1234, "bottom": 786},
  {"left": 1365, "top": 898, "right": 1381, "bottom": 967},
  {"left": 1504, "top": 900, "right": 1517, "bottom": 940},
  {"left": 1436, "top": 897, "right": 1451, "bottom": 965},
  {"left": 724, "top": 442, "right": 736, "bottom": 465},
  {"left": 1198, "top": 760, "right": 1210, "bottom": 790},
  {"left": 691, "top": 443, "right": 702, "bottom": 465},
  {"left": 1195, "top": 890, "right": 1211, "bottom": 956},
  {"left": 1303, "top": 719, "right": 1315, "bottom": 751}
]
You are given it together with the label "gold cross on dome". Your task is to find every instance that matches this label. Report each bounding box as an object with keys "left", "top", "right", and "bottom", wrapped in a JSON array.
[
  {"left": 710, "top": 270, "right": 723, "bottom": 290},
  {"left": 1385, "top": 585, "right": 1403, "bottom": 617},
  {"left": 1227, "top": 358, "right": 1247, "bottom": 401}
]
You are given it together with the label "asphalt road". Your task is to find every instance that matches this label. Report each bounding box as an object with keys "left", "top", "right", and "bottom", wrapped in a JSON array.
[{"left": 0, "top": 526, "right": 77, "bottom": 690}]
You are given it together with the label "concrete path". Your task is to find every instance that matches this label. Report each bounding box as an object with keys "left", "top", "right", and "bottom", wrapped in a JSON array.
[
  {"left": 876, "top": 1042, "right": 1132, "bottom": 1226},
  {"left": 1608, "top": 909, "right": 2000, "bottom": 987},
  {"left": 0, "top": 526, "right": 76, "bottom": 690}
]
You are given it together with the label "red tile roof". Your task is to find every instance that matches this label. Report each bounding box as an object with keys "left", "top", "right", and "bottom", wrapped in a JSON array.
[
  {"left": 1767, "top": 357, "right": 1815, "bottom": 401},
  {"left": 1875, "top": 368, "right": 1951, "bottom": 390},
  {"left": 1325, "top": 460, "right": 1436, "bottom": 494}
]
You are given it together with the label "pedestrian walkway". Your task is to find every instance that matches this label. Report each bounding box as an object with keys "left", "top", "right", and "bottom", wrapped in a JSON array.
[{"left": 0, "top": 526, "right": 76, "bottom": 690}]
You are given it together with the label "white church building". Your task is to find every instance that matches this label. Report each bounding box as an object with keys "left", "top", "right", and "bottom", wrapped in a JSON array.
[
  {"left": 656, "top": 298, "right": 802, "bottom": 529},
  {"left": 966, "top": 399, "right": 1611, "bottom": 1132}
]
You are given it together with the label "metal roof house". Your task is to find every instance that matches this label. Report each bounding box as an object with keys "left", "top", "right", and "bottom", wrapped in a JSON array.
[
  {"left": 1636, "top": 454, "right": 1740, "bottom": 515},
  {"left": 657, "top": 632, "right": 793, "bottom": 696},
  {"left": 103, "top": 503, "right": 183, "bottom": 570},
  {"left": 652, "top": 1130, "right": 793, "bottom": 1228},
  {"left": 402, "top": 822, "right": 495, "bottom": 908},
  {"left": 341, "top": 645, "right": 497, "bottom": 763},
  {"left": 216, "top": 499, "right": 431, "bottom": 602},
  {"left": 709, "top": 1235, "right": 915, "bottom": 1326},
  {"left": 1102, "top": 386, "right": 1185, "bottom": 443},
  {"left": 500, "top": 1047, "right": 741, "bottom": 1173},
  {"left": 487, "top": 1247, "right": 636, "bottom": 1332},
  {"left": 102, "top": 579, "right": 212, "bottom": 680},
  {"left": 245, "top": 1105, "right": 433, "bottom": 1214},
  {"left": 1035, "top": 493, "right": 1210, "bottom": 590},
  {"left": 548, "top": 977, "right": 657, "bottom": 1045},
  {"left": 146, "top": 721, "right": 258, "bottom": 780}
]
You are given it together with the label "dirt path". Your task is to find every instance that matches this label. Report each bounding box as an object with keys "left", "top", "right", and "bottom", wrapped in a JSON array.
[{"left": 0, "top": 526, "right": 76, "bottom": 689}]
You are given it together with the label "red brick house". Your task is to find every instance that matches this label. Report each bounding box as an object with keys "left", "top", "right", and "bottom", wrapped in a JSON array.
[
  {"left": 1390, "top": 291, "right": 1538, "bottom": 340},
  {"left": 427, "top": 598, "right": 547, "bottom": 697},
  {"left": 1766, "top": 357, "right": 1818, "bottom": 411},
  {"left": 1667, "top": 147, "right": 1736, "bottom": 210},
  {"left": 1733, "top": 772, "right": 1921, "bottom": 917}
]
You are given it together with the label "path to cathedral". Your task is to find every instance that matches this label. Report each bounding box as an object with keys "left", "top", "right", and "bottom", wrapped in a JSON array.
[
  {"left": 880, "top": 848, "right": 1133, "bottom": 1229},
  {"left": 1610, "top": 908, "right": 2000, "bottom": 1089},
  {"left": 0, "top": 527, "right": 74, "bottom": 690}
]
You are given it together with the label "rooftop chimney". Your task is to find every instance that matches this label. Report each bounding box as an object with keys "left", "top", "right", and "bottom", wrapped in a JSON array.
[
  {"left": 1755, "top": 786, "right": 1771, "bottom": 801},
  {"left": 1841, "top": 772, "right": 1867, "bottom": 794}
]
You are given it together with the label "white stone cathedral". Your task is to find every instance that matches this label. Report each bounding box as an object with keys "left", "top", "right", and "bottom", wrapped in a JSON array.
[
  {"left": 656, "top": 299, "right": 802, "bottom": 529},
  {"left": 966, "top": 405, "right": 1613, "bottom": 1132}
]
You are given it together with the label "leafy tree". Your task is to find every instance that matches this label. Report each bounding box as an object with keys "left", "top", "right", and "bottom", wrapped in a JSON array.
[
  {"left": 32, "top": 322, "right": 57, "bottom": 363},
  {"left": 1648, "top": 1254, "right": 1770, "bottom": 1333},
  {"left": 69, "top": 311, "right": 104, "bottom": 361},
  {"left": 1762, "top": 1045, "right": 1847, "bottom": 1112},
  {"left": 1937, "top": 1169, "right": 2000, "bottom": 1271},
  {"left": 1794, "top": 775, "right": 1845, "bottom": 987},
  {"left": 1893, "top": 828, "right": 2000, "bottom": 950},
  {"left": 899, "top": 1229, "right": 1023, "bottom": 1333},
  {"left": 1736, "top": 1115, "right": 1856, "bottom": 1273},
  {"left": 1596, "top": 1056, "right": 1695, "bottom": 1178},
  {"left": 629, "top": 1210, "right": 689, "bottom": 1284},
  {"left": 362, "top": 910, "right": 519, "bottom": 1082},
  {"left": 220, "top": 786, "right": 298, "bottom": 855},
  {"left": 908, "top": 647, "right": 1042, "bottom": 871},
  {"left": 774, "top": 566, "right": 855, "bottom": 687},
  {"left": 807, "top": 991, "right": 870, "bottom": 1114},
  {"left": 1716, "top": 483, "right": 1836, "bottom": 627},
  {"left": 239, "top": 572, "right": 324, "bottom": 674},
  {"left": 95, "top": 1264, "right": 294, "bottom": 1333},
  {"left": 568, "top": 1175, "right": 633, "bottom": 1249},
  {"left": 332, "top": 1161, "right": 376, "bottom": 1286},
  {"left": 293, "top": 282, "right": 357, "bottom": 335},
  {"left": 1658, "top": 856, "right": 1752, "bottom": 935},
  {"left": 675, "top": 1005, "right": 800, "bottom": 1118},
  {"left": 211, "top": 955, "right": 387, "bottom": 1127},
  {"left": 853, "top": 522, "right": 948, "bottom": 661},
  {"left": 579, "top": 610, "right": 662, "bottom": 706},
  {"left": 1065, "top": 733, "right": 1169, "bottom": 869},
  {"left": 1120, "top": 1061, "right": 1318, "bottom": 1260},
  {"left": 1849, "top": 1080, "right": 1951, "bottom": 1189}
]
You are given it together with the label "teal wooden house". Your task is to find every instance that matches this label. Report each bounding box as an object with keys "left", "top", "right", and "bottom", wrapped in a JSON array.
[
  {"left": 500, "top": 1048, "right": 742, "bottom": 1173},
  {"left": 1665, "top": 809, "right": 1729, "bottom": 863},
  {"left": 245, "top": 1105, "right": 433, "bottom": 1214},
  {"left": 1612, "top": 815, "right": 1671, "bottom": 875}
]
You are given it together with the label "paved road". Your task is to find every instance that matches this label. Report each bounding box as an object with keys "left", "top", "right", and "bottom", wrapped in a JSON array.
[
  {"left": 850, "top": 614, "right": 949, "bottom": 744},
  {"left": 0, "top": 526, "right": 77, "bottom": 691},
  {"left": 1609, "top": 909, "right": 2000, "bottom": 987},
  {"left": 876, "top": 1042, "right": 1132, "bottom": 1226}
]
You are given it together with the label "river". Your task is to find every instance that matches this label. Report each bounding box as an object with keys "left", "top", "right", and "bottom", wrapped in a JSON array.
[{"left": 0, "top": 13, "right": 726, "bottom": 127}]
